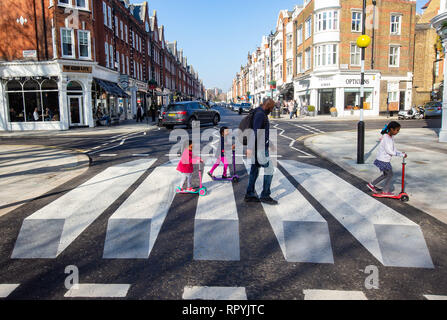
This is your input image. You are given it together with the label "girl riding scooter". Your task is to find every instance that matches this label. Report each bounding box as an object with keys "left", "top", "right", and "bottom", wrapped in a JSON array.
[{"left": 367, "top": 121, "right": 407, "bottom": 196}]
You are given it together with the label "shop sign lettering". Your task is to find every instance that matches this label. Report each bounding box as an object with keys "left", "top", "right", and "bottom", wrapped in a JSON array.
[
  {"left": 63, "top": 65, "right": 92, "bottom": 73},
  {"left": 346, "top": 79, "right": 370, "bottom": 85}
]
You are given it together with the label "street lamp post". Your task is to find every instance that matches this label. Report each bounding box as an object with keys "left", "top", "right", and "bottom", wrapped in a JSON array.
[{"left": 357, "top": 0, "right": 371, "bottom": 164}]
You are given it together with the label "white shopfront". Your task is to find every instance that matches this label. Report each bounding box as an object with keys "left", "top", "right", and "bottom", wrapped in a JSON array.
[
  {"left": 0, "top": 60, "right": 96, "bottom": 131},
  {"left": 294, "top": 72, "right": 381, "bottom": 117}
]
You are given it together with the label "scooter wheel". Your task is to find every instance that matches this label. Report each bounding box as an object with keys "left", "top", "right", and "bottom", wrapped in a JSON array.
[
  {"left": 401, "top": 195, "right": 410, "bottom": 202},
  {"left": 175, "top": 187, "right": 181, "bottom": 193},
  {"left": 199, "top": 189, "right": 207, "bottom": 196},
  {"left": 232, "top": 177, "right": 239, "bottom": 183}
]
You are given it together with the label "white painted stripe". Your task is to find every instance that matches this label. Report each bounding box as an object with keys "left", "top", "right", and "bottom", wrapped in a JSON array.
[
  {"left": 424, "top": 294, "right": 447, "bottom": 300},
  {"left": 194, "top": 164, "right": 240, "bottom": 261},
  {"left": 294, "top": 124, "right": 319, "bottom": 134},
  {"left": 0, "top": 284, "right": 20, "bottom": 298},
  {"left": 132, "top": 154, "right": 150, "bottom": 157},
  {"left": 64, "top": 284, "right": 130, "bottom": 298},
  {"left": 183, "top": 286, "right": 247, "bottom": 300},
  {"left": 280, "top": 160, "right": 434, "bottom": 269},
  {"left": 273, "top": 123, "right": 315, "bottom": 158},
  {"left": 99, "top": 154, "right": 117, "bottom": 157},
  {"left": 12, "top": 159, "right": 156, "bottom": 259},
  {"left": 303, "top": 289, "right": 367, "bottom": 300},
  {"left": 301, "top": 124, "right": 325, "bottom": 133},
  {"left": 103, "top": 160, "right": 182, "bottom": 259},
  {"left": 243, "top": 160, "right": 333, "bottom": 263}
]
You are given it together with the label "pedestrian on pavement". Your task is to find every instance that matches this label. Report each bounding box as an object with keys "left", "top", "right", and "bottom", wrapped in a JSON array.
[
  {"left": 367, "top": 121, "right": 407, "bottom": 195},
  {"left": 136, "top": 105, "right": 143, "bottom": 122},
  {"left": 207, "top": 126, "right": 235, "bottom": 179},
  {"left": 177, "top": 140, "right": 204, "bottom": 192},
  {"left": 151, "top": 105, "right": 157, "bottom": 122},
  {"left": 293, "top": 100, "right": 298, "bottom": 118},
  {"left": 245, "top": 97, "right": 278, "bottom": 205},
  {"left": 288, "top": 101, "right": 294, "bottom": 119}
]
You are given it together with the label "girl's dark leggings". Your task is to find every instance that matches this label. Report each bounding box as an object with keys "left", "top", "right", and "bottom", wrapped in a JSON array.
[{"left": 372, "top": 169, "right": 393, "bottom": 193}]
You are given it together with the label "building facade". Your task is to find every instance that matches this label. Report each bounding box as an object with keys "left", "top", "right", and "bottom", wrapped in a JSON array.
[
  {"left": 0, "top": 0, "right": 204, "bottom": 131},
  {"left": 413, "top": 0, "right": 444, "bottom": 106},
  {"left": 232, "top": 0, "right": 418, "bottom": 117}
]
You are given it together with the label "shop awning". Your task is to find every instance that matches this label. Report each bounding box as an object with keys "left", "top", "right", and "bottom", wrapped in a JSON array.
[
  {"left": 94, "top": 78, "right": 129, "bottom": 98},
  {"left": 280, "top": 83, "right": 294, "bottom": 99}
]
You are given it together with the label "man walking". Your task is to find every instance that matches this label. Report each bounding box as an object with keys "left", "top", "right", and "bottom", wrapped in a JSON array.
[
  {"left": 136, "top": 105, "right": 143, "bottom": 122},
  {"left": 245, "top": 98, "right": 278, "bottom": 205}
]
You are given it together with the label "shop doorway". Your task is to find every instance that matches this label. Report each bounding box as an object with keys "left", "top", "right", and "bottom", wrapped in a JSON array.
[
  {"left": 399, "top": 91, "right": 405, "bottom": 110},
  {"left": 69, "top": 96, "right": 84, "bottom": 126},
  {"left": 318, "top": 89, "right": 335, "bottom": 115}
]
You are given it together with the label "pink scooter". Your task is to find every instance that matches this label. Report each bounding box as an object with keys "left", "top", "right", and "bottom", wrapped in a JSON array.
[
  {"left": 209, "top": 150, "right": 240, "bottom": 183},
  {"left": 175, "top": 161, "right": 207, "bottom": 196}
]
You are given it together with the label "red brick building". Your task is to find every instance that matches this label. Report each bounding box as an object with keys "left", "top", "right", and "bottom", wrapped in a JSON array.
[{"left": 0, "top": 0, "right": 204, "bottom": 131}]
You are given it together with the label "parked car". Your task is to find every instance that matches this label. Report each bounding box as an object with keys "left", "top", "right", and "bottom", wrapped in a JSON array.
[
  {"left": 162, "top": 101, "right": 220, "bottom": 129},
  {"left": 158, "top": 105, "right": 167, "bottom": 126},
  {"left": 238, "top": 103, "right": 252, "bottom": 114},
  {"left": 232, "top": 103, "right": 241, "bottom": 112},
  {"left": 423, "top": 101, "right": 442, "bottom": 118}
]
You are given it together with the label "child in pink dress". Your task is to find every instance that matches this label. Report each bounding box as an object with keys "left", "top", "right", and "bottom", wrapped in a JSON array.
[
  {"left": 177, "top": 140, "right": 203, "bottom": 192},
  {"left": 208, "top": 126, "right": 235, "bottom": 179}
]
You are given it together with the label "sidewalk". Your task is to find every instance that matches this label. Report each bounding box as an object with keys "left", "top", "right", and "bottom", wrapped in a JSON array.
[
  {"left": 0, "top": 120, "right": 159, "bottom": 138},
  {"left": 271, "top": 114, "right": 398, "bottom": 122},
  {"left": 0, "top": 144, "right": 89, "bottom": 217},
  {"left": 304, "top": 127, "right": 447, "bottom": 224}
]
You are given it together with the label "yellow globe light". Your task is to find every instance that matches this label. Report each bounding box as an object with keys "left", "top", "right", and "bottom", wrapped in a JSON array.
[{"left": 357, "top": 35, "right": 371, "bottom": 48}]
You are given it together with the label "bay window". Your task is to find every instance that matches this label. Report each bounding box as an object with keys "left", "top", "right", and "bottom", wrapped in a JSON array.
[
  {"left": 314, "top": 44, "right": 337, "bottom": 68},
  {"left": 315, "top": 10, "right": 339, "bottom": 32}
]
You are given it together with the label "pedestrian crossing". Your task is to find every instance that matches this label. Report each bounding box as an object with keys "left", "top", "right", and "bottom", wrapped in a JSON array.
[
  {"left": 194, "top": 164, "right": 240, "bottom": 261},
  {"left": 243, "top": 159, "right": 333, "bottom": 264},
  {"left": 12, "top": 159, "right": 156, "bottom": 259},
  {"left": 10, "top": 158, "right": 433, "bottom": 271}
]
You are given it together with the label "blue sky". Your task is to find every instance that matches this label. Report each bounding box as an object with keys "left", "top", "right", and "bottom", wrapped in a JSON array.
[{"left": 132, "top": 0, "right": 428, "bottom": 91}]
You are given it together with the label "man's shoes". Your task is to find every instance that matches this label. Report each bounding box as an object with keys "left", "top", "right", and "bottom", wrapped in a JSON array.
[
  {"left": 260, "top": 196, "right": 278, "bottom": 205},
  {"left": 207, "top": 171, "right": 213, "bottom": 178},
  {"left": 244, "top": 195, "right": 260, "bottom": 203},
  {"left": 222, "top": 174, "right": 228, "bottom": 179}
]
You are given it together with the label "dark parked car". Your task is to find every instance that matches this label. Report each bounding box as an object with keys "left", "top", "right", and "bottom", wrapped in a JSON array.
[
  {"left": 162, "top": 101, "right": 220, "bottom": 129},
  {"left": 238, "top": 103, "right": 252, "bottom": 114}
]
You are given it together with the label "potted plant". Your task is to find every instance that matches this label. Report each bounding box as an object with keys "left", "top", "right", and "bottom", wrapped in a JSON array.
[
  {"left": 307, "top": 105, "right": 316, "bottom": 117},
  {"left": 330, "top": 107, "right": 338, "bottom": 117}
]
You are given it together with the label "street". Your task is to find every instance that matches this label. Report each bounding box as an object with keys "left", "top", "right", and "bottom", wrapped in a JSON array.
[{"left": 0, "top": 106, "right": 446, "bottom": 300}]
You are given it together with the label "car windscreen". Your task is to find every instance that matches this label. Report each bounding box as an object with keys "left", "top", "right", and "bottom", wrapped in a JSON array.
[{"left": 167, "top": 104, "right": 186, "bottom": 112}]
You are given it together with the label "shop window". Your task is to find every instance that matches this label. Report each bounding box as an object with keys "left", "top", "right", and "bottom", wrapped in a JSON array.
[
  {"left": 67, "top": 81, "right": 83, "bottom": 94},
  {"left": 344, "top": 88, "right": 373, "bottom": 111},
  {"left": 6, "top": 79, "right": 60, "bottom": 122},
  {"left": 41, "top": 80, "right": 60, "bottom": 121},
  {"left": 7, "top": 81, "right": 24, "bottom": 122}
]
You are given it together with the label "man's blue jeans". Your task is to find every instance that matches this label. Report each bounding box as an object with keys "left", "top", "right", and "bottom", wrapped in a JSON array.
[{"left": 246, "top": 153, "right": 274, "bottom": 199}]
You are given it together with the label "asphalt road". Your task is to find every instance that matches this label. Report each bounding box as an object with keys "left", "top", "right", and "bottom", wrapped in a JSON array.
[{"left": 0, "top": 107, "right": 446, "bottom": 300}]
